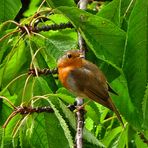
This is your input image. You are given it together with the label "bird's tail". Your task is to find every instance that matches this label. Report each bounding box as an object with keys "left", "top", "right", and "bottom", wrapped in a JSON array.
[{"left": 107, "top": 97, "right": 124, "bottom": 127}]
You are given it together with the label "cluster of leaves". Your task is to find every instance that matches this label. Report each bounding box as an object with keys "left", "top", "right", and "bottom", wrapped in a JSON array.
[{"left": 0, "top": 0, "right": 148, "bottom": 147}]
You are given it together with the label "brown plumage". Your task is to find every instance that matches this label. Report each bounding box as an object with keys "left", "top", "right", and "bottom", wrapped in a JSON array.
[{"left": 58, "top": 50, "right": 124, "bottom": 126}]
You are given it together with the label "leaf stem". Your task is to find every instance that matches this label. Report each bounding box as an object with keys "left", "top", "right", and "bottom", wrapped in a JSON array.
[
  {"left": 0, "top": 30, "right": 19, "bottom": 42},
  {"left": 123, "top": 0, "right": 135, "bottom": 18},
  {"left": 0, "top": 96, "right": 17, "bottom": 109}
]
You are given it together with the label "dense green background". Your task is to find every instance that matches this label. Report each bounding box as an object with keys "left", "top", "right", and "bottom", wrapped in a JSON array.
[{"left": 0, "top": 0, "right": 147, "bottom": 147}]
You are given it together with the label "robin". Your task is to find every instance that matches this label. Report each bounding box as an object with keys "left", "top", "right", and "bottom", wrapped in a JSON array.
[{"left": 57, "top": 50, "right": 124, "bottom": 126}]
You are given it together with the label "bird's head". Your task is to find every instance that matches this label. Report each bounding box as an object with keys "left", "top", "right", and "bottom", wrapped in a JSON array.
[{"left": 57, "top": 50, "right": 84, "bottom": 68}]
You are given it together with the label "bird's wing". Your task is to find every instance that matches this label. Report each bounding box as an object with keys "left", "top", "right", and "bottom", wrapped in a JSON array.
[
  {"left": 70, "top": 67, "right": 113, "bottom": 110},
  {"left": 107, "top": 83, "right": 119, "bottom": 96},
  {"left": 83, "top": 60, "right": 119, "bottom": 96},
  {"left": 70, "top": 67, "right": 124, "bottom": 126}
]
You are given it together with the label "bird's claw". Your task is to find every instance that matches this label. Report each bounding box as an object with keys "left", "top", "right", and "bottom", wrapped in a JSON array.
[{"left": 74, "top": 104, "right": 86, "bottom": 113}]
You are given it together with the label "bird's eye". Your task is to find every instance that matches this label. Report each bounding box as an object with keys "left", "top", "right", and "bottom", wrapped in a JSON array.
[{"left": 67, "top": 53, "right": 72, "bottom": 59}]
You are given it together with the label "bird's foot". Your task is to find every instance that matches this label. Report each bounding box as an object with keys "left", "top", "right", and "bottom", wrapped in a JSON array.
[{"left": 74, "top": 101, "right": 90, "bottom": 112}]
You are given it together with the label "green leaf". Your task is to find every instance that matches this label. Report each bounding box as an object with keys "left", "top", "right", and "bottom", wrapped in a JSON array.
[
  {"left": 0, "top": 27, "right": 14, "bottom": 63},
  {"left": 102, "top": 126, "right": 122, "bottom": 147},
  {"left": 142, "top": 83, "right": 148, "bottom": 129},
  {"left": 59, "top": 100, "right": 105, "bottom": 147},
  {"left": 85, "top": 117, "right": 94, "bottom": 131},
  {"left": 47, "top": 99, "right": 74, "bottom": 148},
  {"left": 56, "top": 6, "right": 126, "bottom": 69},
  {"left": 123, "top": 0, "right": 148, "bottom": 129},
  {"left": 29, "top": 39, "right": 58, "bottom": 92},
  {"left": 0, "top": 102, "right": 12, "bottom": 127},
  {"left": 2, "top": 114, "right": 21, "bottom": 147},
  {"left": 0, "top": 0, "right": 22, "bottom": 22},
  {"left": 135, "top": 132, "right": 148, "bottom": 148},
  {"left": 85, "top": 103, "right": 101, "bottom": 124},
  {"left": 121, "top": 0, "right": 135, "bottom": 19},
  {"left": 31, "top": 30, "right": 77, "bottom": 61},
  {"left": 59, "top": 99, "right": 76, "bottom": 129},
  {"left": 97, "top": 0, "right": 121, "bottom": 26},
  {"left": 46, "top": 0, "right": 76, "bottom": 8},
  {"left": 56, "top": 92, "right": 75, "bottom": 104},
  {"left": 120, "top": 0, "right": 136, "bottom": 32},
  {"left": 83, "top": 128, "right": 105, "bottom": 147},
  {"left": 33, "top": 77, "right": 52, "bottom": 95},
  {"left": 18, "top": 77, "right": 73, "bottom": 148},
  {"left": 110, "top": 75, "right": 142, "bottom": 129},
  {"left": 19, "top": 116, "right": 34, "bottom": 148},
  {"left": 0, "top": 38, "right": 29, "bottom": 88},
  {"left": 49, "top": 14, "right": 69, "bottom": 24},
  {"left": 0, "top": 127, "right": 4, "bottom": 147},
  {"left": 23, "top": 0, "right": 40, "bottom": 17},
  {"left": 23, "top": 112, "right": 71, "bottom": 148},
  {"left": 116, "top": 124, "right": 128, "bottom": 148}
]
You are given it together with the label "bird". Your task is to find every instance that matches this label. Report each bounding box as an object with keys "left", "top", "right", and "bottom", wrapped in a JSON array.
[{"left": 57, "top": 50, "right": 124, "bottom": 126}]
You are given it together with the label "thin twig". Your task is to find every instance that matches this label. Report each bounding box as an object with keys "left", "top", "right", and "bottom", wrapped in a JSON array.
[
  {"left": 30, "top": 47, "right": 44, "bottom": 77},
  {"left": 0, "top": 96, "right": 17, "bottom": 109},
  {"left": 23, "top": 25, "right": 31, "bottom": 36},
  {"left": 12, "top": 116, "right": 26, "bottom": 137},
  {"left": 32, "top": 31, "right": 46, "bottom": 39},
  {"left": 29, "top": 9, "right": 52, "bottom": 26},
  {"left": 0, "top": 30, "right": 19, "bottom": 42},
  {"left": 32, "top": 16, "right": 49, "bottom": 27},
  {"left": 0, "top": 73, "right": 27, "bottom": 95},
  {"left": 22, "top": 74, "right": 32, "bottom": 102},
  {"left": 1, "top": 20, "right": 20, "bottom": 27},
  {"left": 2, "top": 111, "right": 18, "bottom": 128},
  {"left": 37, "top": 0, "right": 46, "bottom": 13}
]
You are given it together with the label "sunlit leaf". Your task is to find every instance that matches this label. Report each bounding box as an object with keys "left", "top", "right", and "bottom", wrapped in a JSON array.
[
  {"left": 123, "top": 0, "right": 148, "bottom": 129},
  {"left": 97, "top": 0, "right": 121, "bottom": 26},
  {"left": 111, "top": 75, "right": 142, "bottom": 129},
  {"left": 135, "top": 133, "right": 148, "bottom": 148},
  {"left": 0, "top": 0, "right": 21, "bottom": 22},
  {"left": 47, "top": 99, "right": 74, "bottom": 148},
  {"left": 56, "top": 6, "right": 126, "bottom": 69},
  {"left": 142, "top": 83, "right": 148, "bottom": 129},
  {"left": 102, "top": 126, "right": 122, "bottom": 147},
  {"left": 116, "top": 124, "right": 128, "bottom": 148},
  {"left": 46, "top": 0, "right": 76, "bottom": 8}
]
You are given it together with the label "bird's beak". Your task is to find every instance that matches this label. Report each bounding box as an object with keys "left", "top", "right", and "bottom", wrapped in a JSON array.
[{"left": 80, "top": 53, "right": 85, "bottom": 58}]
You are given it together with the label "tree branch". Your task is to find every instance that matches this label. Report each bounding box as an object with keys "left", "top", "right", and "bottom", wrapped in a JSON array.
[
  {"left": 75, "top": 1, "right": 88, "bottom": 148},
  {"left": 28, "top": 68, "right": 58, "bottom": 76},
  {"left": 2, "top": 106, "right": 54, "bottom": 128},
  {"left": 33, "top": 22, "right": 74, "bottom": 32},
  {"left": 75, "top": 98, "right": 85, "bottom": 148}
]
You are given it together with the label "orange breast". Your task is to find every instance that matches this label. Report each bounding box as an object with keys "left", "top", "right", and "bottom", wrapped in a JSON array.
[{"left": 58, "top": 66, "right": 73, "bottom": 89}]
